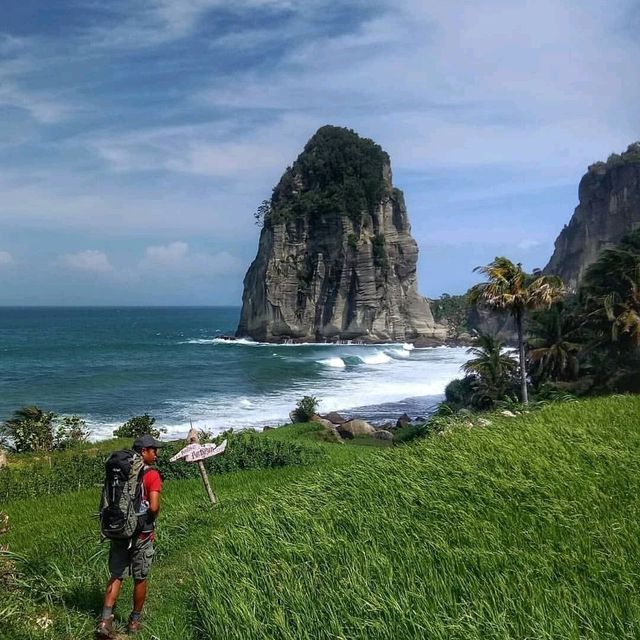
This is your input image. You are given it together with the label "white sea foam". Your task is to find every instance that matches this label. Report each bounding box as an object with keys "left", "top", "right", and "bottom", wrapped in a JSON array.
[
  {"left": 318, "top": 357, "right": 347, "bottom": 368},
  {"left": 179, "top": 337, "right": 261, "bottom": 345},
  {"left": 87, "top": 346, "right": 470, "bottom": 441},
  {"left": 181, "top": 337, "right": 418, "bottom": 349},
  {"left": 359, "top": 352, "right": 392, "bottom": 365},
  {"left": 386, "top": 348, "right": 409, "bottom": 359}
]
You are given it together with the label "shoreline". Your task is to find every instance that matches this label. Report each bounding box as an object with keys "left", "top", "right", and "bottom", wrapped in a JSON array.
[{"left": 84, "top": 392, "right": 446, "bottom": 443}]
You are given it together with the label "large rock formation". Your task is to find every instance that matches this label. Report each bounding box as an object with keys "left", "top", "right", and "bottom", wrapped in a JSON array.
[
  {"left": 544, "top": 142, "right": 640, "bottom": 289},
  {"left": 237, "top": 126, "right": 445, "bottom": 343}
]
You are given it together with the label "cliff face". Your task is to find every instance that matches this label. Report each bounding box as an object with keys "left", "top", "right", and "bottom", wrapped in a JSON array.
[
  {"left": 237, "top": 126, "right": 445, "bottom": 343},
  {"left": 544, "top": 143, "right": 640, "bottom": 289}
]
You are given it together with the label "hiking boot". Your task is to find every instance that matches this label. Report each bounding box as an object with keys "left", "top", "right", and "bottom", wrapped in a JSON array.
[
  {"left": 127, "top": 618, "right": 142, "bottom": 634},
  {"left": 96, "top": 615, "right": 115, "bottom": 639}
]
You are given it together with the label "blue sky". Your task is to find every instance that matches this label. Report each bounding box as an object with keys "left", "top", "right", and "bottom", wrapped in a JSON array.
[{"left": 0, "top": 0, "right": 638, "bottom": 305}]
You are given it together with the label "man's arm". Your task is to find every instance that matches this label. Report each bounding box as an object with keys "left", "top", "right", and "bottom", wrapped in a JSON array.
[{"left": 148, "top": 490, "right": 160, "bottom": 518}]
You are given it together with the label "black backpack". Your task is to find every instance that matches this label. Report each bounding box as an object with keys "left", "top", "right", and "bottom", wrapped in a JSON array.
[{"left": 99, "top": 449, "right": 146, "bottom": 539}]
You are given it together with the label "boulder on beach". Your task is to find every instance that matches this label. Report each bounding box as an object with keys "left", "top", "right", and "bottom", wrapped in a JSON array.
[
  {"left": 311, "top": 414, "right": 337, "bottom": 430},
  {"left": 322, "top": 412, "right": 347, "bottom": 425},
  {"left": 338, "top": 419, "right": 376, "bottom": 438},
  {"left": 396, "top": 413, "right": 412, "bottom": 429}
]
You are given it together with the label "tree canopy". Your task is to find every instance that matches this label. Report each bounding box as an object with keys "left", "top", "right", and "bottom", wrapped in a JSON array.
[{"left": 261, "top": 125, "right": 392, "bottom": 226}]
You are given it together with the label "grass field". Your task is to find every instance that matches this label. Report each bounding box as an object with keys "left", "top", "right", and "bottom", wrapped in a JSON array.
[{"left": 2, "top": 396, "right": 640, "bottom": 639}]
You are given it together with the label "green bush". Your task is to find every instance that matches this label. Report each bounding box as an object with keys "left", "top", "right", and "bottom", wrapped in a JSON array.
[
  {"left": 0, "top": 406, "right": 89, "bottom": 453},
  {"left": 113, "top": 413, "right": 164, "bottom": 438},
  {"left": 0, "top": 431, "right": 323, "bottom": 503},
  {"left": 292, "top": 396, "right": 319, "bottom": 422}
]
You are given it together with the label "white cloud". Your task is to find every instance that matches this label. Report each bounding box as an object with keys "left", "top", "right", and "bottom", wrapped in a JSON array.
[
  {"left": 0, "top": 250, "right": 14, "bottom": 266},
  {"left": 0, "top": 83, "right": 72, "bottom": 124},
  {"left": 141, "top": 241, "right": 243, "bottom": 276},
  {"left": 517, "top": 239, "right": 543, "bottom": 250},
  {"left": 144, "top": 241, "right": 189, "bottom": 266},
  {"left": 60, "top": 250, "right": 113, "bottom": 273},
  {"left": 85, "top": 0, "right": 306, "bottom": 49}
]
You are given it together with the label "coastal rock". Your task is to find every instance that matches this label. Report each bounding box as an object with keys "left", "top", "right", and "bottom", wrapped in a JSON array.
[
  {"left": 396, "top": 413, "right": 412, "bottom": 429},
  {"left": 236, "top": 125, "right": 446, "bottom": 343},
  {"left": 338, "top": 419, "right": 376, "bottom": 438},
  {"left": 372, "top": 429, "right": 394, "bottom": 441},
  {"left": 311, "top": 414, "right": 336, "bottom": 430},
  {"left": 544, "top": 142, "right": 640, "bottom": 290},
  {"left": 322, "top": 411, "right": 347, "bottom": 425},
  {"left": 0, "top": 449, "right": 6, "bottom": 470}
]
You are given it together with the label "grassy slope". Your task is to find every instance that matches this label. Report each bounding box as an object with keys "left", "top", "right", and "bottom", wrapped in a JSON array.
[
  {"left": 3, "top": 398, "right": 640, "bottom": 639},
  {"left": 1, "top": 424, "right": 378, "bottom": 639}
]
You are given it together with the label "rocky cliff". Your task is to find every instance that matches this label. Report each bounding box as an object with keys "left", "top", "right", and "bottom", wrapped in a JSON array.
[
  {"left": 237, "top": 126, "right": 445, "bottom": 343},
  {"left": 544, "top": 142, "right": 640, "bottom": 289}
]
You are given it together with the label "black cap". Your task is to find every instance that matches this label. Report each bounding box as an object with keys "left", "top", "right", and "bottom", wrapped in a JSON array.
[{"left": 133, "top": 435, "right": 165, "bottom": 452}]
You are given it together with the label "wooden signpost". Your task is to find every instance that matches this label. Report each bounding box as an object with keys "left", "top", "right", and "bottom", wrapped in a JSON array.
[{"left": 169, "top": 426, "right": 227, "bottom": 506}]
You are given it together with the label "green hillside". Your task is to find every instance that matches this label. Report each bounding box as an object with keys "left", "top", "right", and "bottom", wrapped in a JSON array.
[{"left": 2, "top": 397, "right": 639, "bottom": 639}]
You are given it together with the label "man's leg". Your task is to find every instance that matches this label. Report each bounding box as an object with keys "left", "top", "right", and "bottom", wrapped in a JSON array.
[
  {"left": 98, "top": 577, "right": 122, "bottom": 638},
  {"left": 98, "top": 540, "right": 130, "bottom": 637},
  {"left": 104, "top": 576, "right": 123, "bottom": 608},
  {"left": 128, "top": 538, "right": 154, "bottom": 633},
  {"left": 132, "top": 578, "right": 147, "bottom": 612}
]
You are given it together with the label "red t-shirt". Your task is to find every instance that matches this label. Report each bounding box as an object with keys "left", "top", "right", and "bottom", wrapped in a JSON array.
[{"left": 139, "top": 468, "right": 162, "bottom": 540}]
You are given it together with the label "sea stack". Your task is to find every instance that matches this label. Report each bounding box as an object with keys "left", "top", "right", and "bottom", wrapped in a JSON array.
[
  {"left": 237, "top": 125, "right": 445, "bottom": 343},
  {"left": 544, "top": 142, "right": 640, "bottom": 289}
]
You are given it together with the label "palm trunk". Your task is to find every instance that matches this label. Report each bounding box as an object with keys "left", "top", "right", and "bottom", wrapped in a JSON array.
[{"left": 516, "top": 312, "right": 528, "bottom": 404}]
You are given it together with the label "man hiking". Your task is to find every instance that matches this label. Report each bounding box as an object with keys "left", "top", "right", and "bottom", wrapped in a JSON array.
[{"left": 97, "top": 435, "right": 163, "bottom": 637}]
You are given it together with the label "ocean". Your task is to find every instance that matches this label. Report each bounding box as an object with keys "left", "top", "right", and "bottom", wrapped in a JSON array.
[{"left": 0, "top": 307, "right": 469, "bottom": 440}]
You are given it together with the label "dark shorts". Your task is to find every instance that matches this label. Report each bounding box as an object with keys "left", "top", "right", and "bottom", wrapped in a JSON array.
[{"left": 109, "top": 537, "right": 155, "bottom": 581}]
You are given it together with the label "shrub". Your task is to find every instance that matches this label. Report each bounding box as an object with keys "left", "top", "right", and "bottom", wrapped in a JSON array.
[
  {"left": 444, "top": 376, "right": 477, "bottom": 410},
  {"left": 0, "top": 406, "right": 89, "bottom": 453},
  {"left": 54, "top": 415, "right": 91, "bottom": 450},
  {"left": 0, "top": 431, "right": 324, "bottom": 503},
  {"left": 113, "top": 414, "right": 164, "bottom": 438},
  {"left": 293, "top": 396, "right": 319, "bottom": 422}
]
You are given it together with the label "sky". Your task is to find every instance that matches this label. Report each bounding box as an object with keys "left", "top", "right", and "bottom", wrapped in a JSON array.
[{"left": 0, "top": 0, "right": 638, "bottom": 305}]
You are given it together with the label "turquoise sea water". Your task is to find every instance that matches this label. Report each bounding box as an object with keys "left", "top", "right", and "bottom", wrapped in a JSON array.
[{"left": 0, "top": 307, "right": 468, "bottom": 440}]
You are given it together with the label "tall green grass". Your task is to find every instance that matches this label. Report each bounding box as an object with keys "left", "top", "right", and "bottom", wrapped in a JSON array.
[
  {"left": 0, "top": 422, "right": 375, "bottom": 639},
  {"left": 191, "top": 396, "right": 640, "bottom": 639},
  {"left": 2, "top": 399, "right": 639, "bottom": 639}
]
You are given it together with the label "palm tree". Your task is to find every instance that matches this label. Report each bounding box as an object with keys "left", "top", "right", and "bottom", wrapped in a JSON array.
[
  {"left": 526, "top": 305, "right": 581, "bottom": 383},
  {"left": 462, "top": 333, "right": 518, "bottom": 407},
  {"left": 581, "top": 230, "right": 640, "bottom": 352},
  {"left": 469, "top": 257, "right": 565, "bottom": 404}
]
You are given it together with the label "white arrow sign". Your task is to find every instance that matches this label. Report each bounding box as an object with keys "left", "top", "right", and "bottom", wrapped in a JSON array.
[
  {"left": 184, "top": 439, "right": 227, "bottom": 463},
  {"left": 170, "top": 440, "right": 227, "bottom": 463},
  {"left": 169, "top": 443, "right": 201, "bottom": 463}
]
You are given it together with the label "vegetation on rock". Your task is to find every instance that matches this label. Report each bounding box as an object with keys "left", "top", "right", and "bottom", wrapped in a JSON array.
[
  {"left": 259, "top": 125, "right": 390, "bottom": 227},
  {"left": 588, "top": 141, "right": 640, "bottom": 171},
  {"left": 292, "top": 395, "right": 319, "bottom": 422}
]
